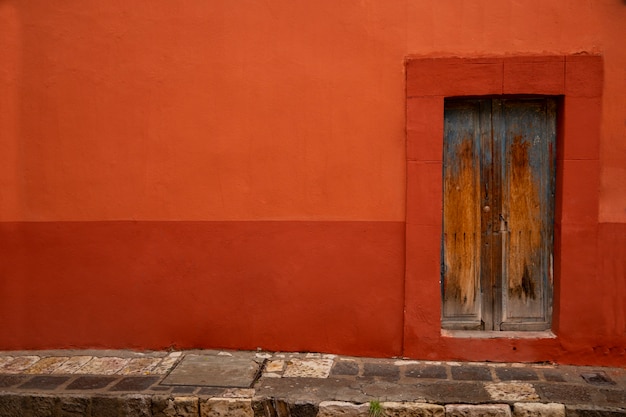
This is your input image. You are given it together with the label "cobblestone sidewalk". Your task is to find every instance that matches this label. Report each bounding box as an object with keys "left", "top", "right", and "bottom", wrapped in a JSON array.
[{"left": 0, "top": 350, "right": 625, "bottom": 416}]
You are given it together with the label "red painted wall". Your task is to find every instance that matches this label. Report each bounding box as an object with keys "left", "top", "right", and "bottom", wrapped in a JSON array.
[
  {"left": 0, "top": 1, "right": 624, "bottom": 366},
  {"left": 0, "top": 221, "right": 405, "bottom": 355},
  {"left": 404, "top": 56, "right": 625, "bottom": 367}
]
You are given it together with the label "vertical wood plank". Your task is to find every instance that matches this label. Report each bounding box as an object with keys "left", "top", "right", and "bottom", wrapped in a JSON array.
[
  {"left": 441, "top": 100, "right": 483, "bottom": 329},
  {"left": 499, "top": 98, "right": 556, "bottom": 330}
]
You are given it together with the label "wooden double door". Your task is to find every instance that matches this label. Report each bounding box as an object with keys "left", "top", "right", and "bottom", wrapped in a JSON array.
[{"left": 442, "top": 97, "right": 556, "bottom": 331}]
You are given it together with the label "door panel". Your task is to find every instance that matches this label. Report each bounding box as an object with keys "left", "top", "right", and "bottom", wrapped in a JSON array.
[
  {"left": 499, "top": 99, "right": 556, "bottom": 330},
  {"left": 441, "top": 100, "right": 484, "bottom": 329},
  {"left": 442, "top": 97, "right": 556, "bottom": 331}
]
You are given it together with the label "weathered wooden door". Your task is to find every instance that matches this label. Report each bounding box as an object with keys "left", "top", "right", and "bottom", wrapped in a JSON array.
[{"left": 442, "top": 97, "right": 556, "bottom": 331}]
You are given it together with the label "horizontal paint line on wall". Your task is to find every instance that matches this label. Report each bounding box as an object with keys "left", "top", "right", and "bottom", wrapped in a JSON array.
[{"left": 0, "top": 219, "right": 406, "bottom": 223}]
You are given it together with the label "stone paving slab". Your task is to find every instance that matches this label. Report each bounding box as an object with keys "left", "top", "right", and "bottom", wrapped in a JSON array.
[
  {"left": 162, "top": 354, "right": 262, "bottom": 388},
  {"left": 0, "top": 350, "right": 624, "bottom": 416}
]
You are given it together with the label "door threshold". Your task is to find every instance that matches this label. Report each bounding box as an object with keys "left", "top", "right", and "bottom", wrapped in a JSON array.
[{"left": 441, "top": 329, "right": 556, "bottom": 339}]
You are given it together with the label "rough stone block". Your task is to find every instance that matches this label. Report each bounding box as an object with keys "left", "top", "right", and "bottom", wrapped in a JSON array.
[
  {"left": 318, "top": 401, "right": 369, "bottom": 417},
  {"left": 445, "top": 404, "right": 511, "bottom": 417},
  {"left": 330, "top": 360, "right": 359, "bottom": 376},
  {"left": 284, "top": 359, "right": 333, "bottom": 378},
  {"left": 23, "top": 395, "right": 58, "bottom": 417},
  {"left": 173, "top": 396, "right": 200, "bottom": 417},
  {"left": 272, "top": 399, "right": 291, "bottom": 417},
  {"left": 450, "top": 366, "right": 492, "bottom": 381},
  {"left": 382, "top": 401, "right": 445, "bottom": 417},
  {"left": 24, "top": 357, "right": 69, "bottom": 375},
  {"left": 198, "top": 387, "right": 226, "bottom": 396},
  {"left": 172, "top": 386, "right": 197, "bottom": 394},
  {"left": 77, "top": 357, "right": 130, "bottom": 375},
  {"left": 201, "top": 397, "right": 254, "bottom": 417},
  {"left": 91, "top": 396, "right": 124, "bottom": 417},
  {"left": 363, "top": 363, "right": 400, "bottom": 379},
  {"left": 0, "top": 375, "right": 29, "bottom": 388},
  {"left": 251, "top": 399, "right": 267, "bottom": 417},
  {"left": 542, "top": 370, "right": 566, "bottom": 383},
  {"left": 254, "top": 399, "right": 317, "bottom": 417},
  {"left": 118, "top": 357, "right": 162, "bottom": 375},
  {"left": 52, "top": 356, "right": 93, "bottom": 374},
  {"left": 0, "top": 356, "right": 15, "bottom": 368},
  {"left": 66, "top": 375, "right": 117, "bottom": 390},
  {"left": 513, "top": 403, "right": 564, "bottom": 417},
  {"left": 1, "top": 356, "right": 41, "bottom": 373},
  {"left": 153, "top": 396, "right": 200, "bottom": 417},
  {"left": 265, "top": 360, "right": 285, "bottom": 373},
  {"left": 404, "top": 365, "right": 447, "bottom": 380},
  {"left": 535, "top": 383, "right": 593, "bottom": 403},
  {"left": 565, "top": 405, "right": 626, "bottom": 417},
  {"left": 123, "top": 394, "right": 152, "bottom": 417},
  {"left": 152, "top": 396, "right": 171, "bottom": 416},
  {"left": 19, "top": 375, "right": 70, "bottom": 390},
  {"left": 0, "top": 394, "right": 26, "bottom": 417},
  {"left": 222, "top": 388, "right": 255, "bottom": 398},
  {"left": 485, "top": 382, "right": 540, "bottom": 402},
  {"left": 495, "top": 368, "right": 539, "bottom": 381},
  {"left": 601, "top": 388, "right": 626, "bottom": 405},
  {"left": 419, "top": 381, "right": 491, "bottom": 404},
  {"left": 1, "top": 394, "right": 58, "bottom": 417},
  {"left": 152, "top": 352, "right": 183, "bottom": 375},
  {"left": 59, "top": 395, "right": 90, "bottom": 416},
  {"left": 289, "top": 402, "right": 318, "bottom": 417},
  {"left": 109, "top": 376, "right": 160, "bottom": 392}
]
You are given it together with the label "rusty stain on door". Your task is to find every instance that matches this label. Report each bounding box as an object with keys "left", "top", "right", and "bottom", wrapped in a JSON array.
[
  {"left": 508, "top": 136, "right": 541, "bottom": 301},
  {"left": 442, "top": 100, "right": 484, "bottom": 327},
  {"left": 442, "top": 98, "right": 556, "bottom": 331},
  {"left": 443, "top": 139, "right": 479, "bottom": 309}
]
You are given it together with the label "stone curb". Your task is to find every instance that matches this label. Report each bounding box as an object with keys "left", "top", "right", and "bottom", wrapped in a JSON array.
[
  {"left": 3, "top": 394, "right": 624, "bottom": 417},
  {"left": 513, "top": 402, "right": 565, "bottom": 417},
  {"left": 1, "top": 350, "right": 625, "bottom": 417}
]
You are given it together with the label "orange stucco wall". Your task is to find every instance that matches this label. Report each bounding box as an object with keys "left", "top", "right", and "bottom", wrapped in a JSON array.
[{"left": 0, "top": 1, "right": 624, "bottom": 365}]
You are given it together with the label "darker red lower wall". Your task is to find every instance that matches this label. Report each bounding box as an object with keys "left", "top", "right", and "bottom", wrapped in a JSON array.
[
  {"left": 0, "top": 221, "right": 405, "bottom": 356},
  {"left": 597, "top": 223, "right": 626, "bottom": 343},
  {"left": 1, "top": 221, "right": 624, "bottom": 366}
]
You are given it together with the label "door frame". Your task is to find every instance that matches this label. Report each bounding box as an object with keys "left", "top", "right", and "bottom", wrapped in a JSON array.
[{"left": 403, "top": 55, "right": 602, "bottom": 360}]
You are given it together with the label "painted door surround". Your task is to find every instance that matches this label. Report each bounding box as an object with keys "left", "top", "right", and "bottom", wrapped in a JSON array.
[{"left": 405, "top": 55, "right": 603, "bottom": 362}]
